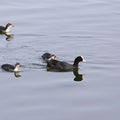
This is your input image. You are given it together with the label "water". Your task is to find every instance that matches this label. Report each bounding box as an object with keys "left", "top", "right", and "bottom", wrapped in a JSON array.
[{"left": 0, "top": 0, "right": 120, "bottom": 120}]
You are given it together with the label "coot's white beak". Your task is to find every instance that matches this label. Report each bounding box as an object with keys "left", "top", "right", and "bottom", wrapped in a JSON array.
[
  {"left": 81, "top": 56, "right": 86, "bottom": 62},
  {"left": 48, "top": 55, "right": 57, "bottom": 60}
]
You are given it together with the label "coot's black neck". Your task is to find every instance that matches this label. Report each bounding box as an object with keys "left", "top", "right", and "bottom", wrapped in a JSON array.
[{"left": 73, "top": 61, "right": 80, "bottom": 68}]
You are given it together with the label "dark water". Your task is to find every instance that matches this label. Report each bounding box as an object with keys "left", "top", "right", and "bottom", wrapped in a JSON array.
[{"left": 0, "top": 0, "right": 120, "bottom": 120}]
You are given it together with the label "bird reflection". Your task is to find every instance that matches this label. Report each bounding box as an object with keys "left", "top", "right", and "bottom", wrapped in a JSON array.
[
  {"left": 14, "top": 72, "right": 21, "bottom": 78},
  {"left": 5, "top": 33, "right": 14, "bottom": 41},
  {"left": 73, "top": 68, "right": 84, "bottom": 82},
  {"left": 0, "top": 33, "right": 14, "bottom": 41}
]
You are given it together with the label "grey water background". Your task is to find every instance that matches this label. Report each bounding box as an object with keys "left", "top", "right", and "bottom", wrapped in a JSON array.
[{"left": 0, "top": 0, "right": 120, "bottom": 120}]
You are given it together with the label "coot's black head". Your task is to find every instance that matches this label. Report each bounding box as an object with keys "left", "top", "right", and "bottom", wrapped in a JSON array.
[
  {"left": 42, "top": 53, "right": 51, "bottom": 59},
  {"left": 15, "top": 63, "right": 21, "bottom": 67},
  {"left": 48, "top": 54, "right": 57, "bottom": 60},
  {"left": 75, "top": 56, "right": 86, "bottom": 62},
  {"left": 6, "top": 23, "right": 14, "bottom": 28},
  {"left": 74, "top": 56, "right": 86, "bottom": 66}
]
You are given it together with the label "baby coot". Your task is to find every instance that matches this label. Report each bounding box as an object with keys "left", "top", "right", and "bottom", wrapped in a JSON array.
[
  {"left": 41, "top": 53, "right": 57, "bottom": 62},
  {"left": 0, "top": 23, "right": 14, "bottom": 34},
  {"left": 1, "top": 63, "right": 21, "bottom": 72},
  {"left": 47, "top": 56, "right": 86, "bottom": 71}
]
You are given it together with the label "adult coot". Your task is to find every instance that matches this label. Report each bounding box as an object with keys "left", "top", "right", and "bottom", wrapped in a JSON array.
[{"left": 47, "top": 56, "right": 86, "bottom": 71}]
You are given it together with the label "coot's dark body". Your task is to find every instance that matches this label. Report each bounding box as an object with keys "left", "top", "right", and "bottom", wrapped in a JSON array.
[{"left": 47, "top": 56, "right": 86, "bottom": 72}]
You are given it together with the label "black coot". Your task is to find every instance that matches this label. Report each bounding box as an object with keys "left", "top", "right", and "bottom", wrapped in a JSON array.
[{"left": 47, "top": 56, "right": 86, "bottom": 71}]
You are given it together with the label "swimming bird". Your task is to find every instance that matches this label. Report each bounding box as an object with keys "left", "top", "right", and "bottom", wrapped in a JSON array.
[
  {"left": 1, "top": 63, "right": 21, "bottom": 72},
  {"left": 0, "top": 23, "right": 14, "bottom": 34},
  {"left": 41, "top": 53, "right": 57, "bottom": 62},
  {"left": 47, "top": 56, "right": 86, "bottom": 72}
]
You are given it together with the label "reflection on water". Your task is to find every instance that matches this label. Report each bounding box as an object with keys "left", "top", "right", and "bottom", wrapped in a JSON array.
[
  {"left": 73, "top": 68, "right": 84, "bottom": 82},
  {"left": 5, "top": 34, "right": 14, "bottom": 41},
  {"left": 14, "top": 71, "right": 21, "bottom": 78},
  {"left": 0, "top": 0, "right": 120, "bottom": 120},
  {"left": 0, "top": 33, "right": 14, "bottom": 41}
]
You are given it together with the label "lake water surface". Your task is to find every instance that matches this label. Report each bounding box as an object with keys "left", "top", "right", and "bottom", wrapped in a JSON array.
[{"left": 0, "top": 0, "right": 120, "bottom": 120}]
